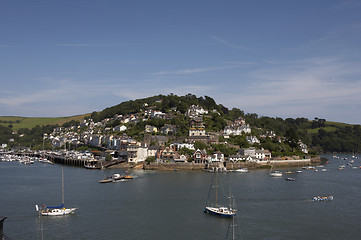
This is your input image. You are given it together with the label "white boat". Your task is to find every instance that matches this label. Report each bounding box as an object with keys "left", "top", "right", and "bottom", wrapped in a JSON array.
[
  {"left": 270, "top": 171, "right": 282, "bottom": 177},
  {"left": 234, "top": 168, "right": 249, "bottom": 173},
  {"left": 312, "top": 196, "right": 333, "bottom": 201},
  {"left": 36, "top": 167, "right": 77, "bottom": 216},
  {"left": 270, "top": 165, "right": 282, "bottom": 177},
  {"left": 36, "top": 204, "right": 77, "bottom": 216},
  {"left": 204, "top": 172, "right": 236, "bottom": 217},
  {"left": 338, "top": 165, "right": 345, "bottom": 170}
]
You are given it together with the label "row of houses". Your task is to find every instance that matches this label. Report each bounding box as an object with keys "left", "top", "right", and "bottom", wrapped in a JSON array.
[{"left": 48, "top": 103, "right": 308, "bottom": 166}]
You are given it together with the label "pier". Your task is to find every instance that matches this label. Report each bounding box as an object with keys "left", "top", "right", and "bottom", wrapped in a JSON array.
[{"left": 6, "top": 151, "right": 126, "bottom": 169}]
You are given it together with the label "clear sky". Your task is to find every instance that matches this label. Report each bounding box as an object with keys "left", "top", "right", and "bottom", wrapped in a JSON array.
[{"left": 1, "top": 0, "right": 361, "bottom": 124}]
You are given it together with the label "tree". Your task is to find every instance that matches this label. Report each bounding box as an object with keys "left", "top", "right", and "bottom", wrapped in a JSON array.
[
  {"left": 194, "top": 141, "right": 208, "bottom": 150},
  {"left": 105, "top": 154, "right": 112, "bottom": 162},
  {"left": 285, "top": 128, "right": 299, "bottom": 151},
  {"left": 145, "top": 156, "right": 156, "bottom": 163},
  {"left": 228, "top": 108, "right": 244, "bottom": 120}
]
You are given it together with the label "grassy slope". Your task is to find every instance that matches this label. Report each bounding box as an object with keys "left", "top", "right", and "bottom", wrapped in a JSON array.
[
  {"left": 306, "top": 121, "right": 351, "bottom": 134},
  {"left": 0, "top": 114, "right": 90, "bottom": 130}
]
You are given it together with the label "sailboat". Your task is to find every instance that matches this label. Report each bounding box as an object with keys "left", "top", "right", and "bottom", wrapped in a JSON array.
[
  {"left": 204, "top": 172, "right": 236, "bottom": 217},
  {"left": 269, "top": 165, "right": 282, "bottom": 177},
  {"left": 35, "top": 167, "right": 77, "bottom": 216}
]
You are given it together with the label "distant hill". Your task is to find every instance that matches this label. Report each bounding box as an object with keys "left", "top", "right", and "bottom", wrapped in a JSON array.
[
  {"left": 1, "top": 94, "right": 360, "bottom": 153},
  {"left": 0, "top": 114, "right": 90, "bottom": 131}
]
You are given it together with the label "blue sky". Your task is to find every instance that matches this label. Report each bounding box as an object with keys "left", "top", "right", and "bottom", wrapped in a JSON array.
[{"left": 1, "top": 0, "right": 361, "bottom": 124}]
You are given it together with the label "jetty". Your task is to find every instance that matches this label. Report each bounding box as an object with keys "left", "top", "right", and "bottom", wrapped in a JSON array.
[{"left": 8, "top": 150, "right": 126, "bottom": 169}]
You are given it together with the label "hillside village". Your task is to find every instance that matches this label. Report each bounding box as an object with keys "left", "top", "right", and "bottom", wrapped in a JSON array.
[{"left": 41, "top": 99, "right": 311, "bottom": 168}]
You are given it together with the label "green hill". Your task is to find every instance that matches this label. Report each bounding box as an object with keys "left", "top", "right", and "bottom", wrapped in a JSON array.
[
  {"left": 0, "top": 114, "right": 90, "bottom": 131},
  {"left": 1, "top": 94, "right": 360, "bottom": 153}
]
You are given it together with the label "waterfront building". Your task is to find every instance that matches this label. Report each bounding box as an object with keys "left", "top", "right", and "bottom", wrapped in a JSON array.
[
  {"left": 147, "top": 145, "right": 159, "bottom": 157},
  {"left": 239, "top": 147, "right": 256, "bottom": 158},
  {"left": 127, "top": 144, "right": 148, "bottom": 164},
  {"left": 156, "top": 146, "right": 180, "bottom": 162},
  {"left": 207, "top": 152, "right": 224, "bottom": 163},
  {"left": 228, "top": 154, "right": 246, "bottom": 162},
  {"left": 239, "top": 147, "right": 271, "bottom": 161},
  {"left": 192, "top": 149, "right": 207, "bottom": 164}
]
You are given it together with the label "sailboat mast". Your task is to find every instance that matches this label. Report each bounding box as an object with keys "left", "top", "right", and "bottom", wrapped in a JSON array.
[
  {"left": 232, "top": 199, "right": 235, "bottom": 240},
  {"left": 62, "top": 167, "right": 64, "bottom": 205},
  {"left": 229, "top": 188, "right": 232, "bottom": 210},
  {"left": 215, "top": 171, "right": 217, "bottom": 207}
]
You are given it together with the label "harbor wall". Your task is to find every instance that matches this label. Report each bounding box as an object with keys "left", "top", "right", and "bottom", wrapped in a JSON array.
[
  {"left": 142, "top": 157, "right": 318, "bottom": 171},
  {"left": 144, "top": 162, "right": 207, "bottom": 171}
]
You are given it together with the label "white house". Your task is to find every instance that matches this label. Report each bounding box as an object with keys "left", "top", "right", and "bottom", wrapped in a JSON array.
[
  {"left": 246, "top": 136, "right": 260, "bottom": 144},
  {"left": 228, "top": 154, "right": 246, "bottom": 162},
  {"left": 255, "top": 149, "right": 265, "bottom": 159},
  {"left": 147, "top": 145, "right": 159, "bottom": 157},
  {"left": 127, "top": 145, "right": 148, "bottom": 164},
  {"left": 151, "top": 111, "right": 166, "bottom": 119},
  {"left": 223, "top": 124, "right": 251, "bottom": 136},
  {"left": 207, "top": 153, "right": 224, "bottom": 163},
  {"left": 299, "top": 142, "right": 309, "bottom": 153},
  {"left": 172, "top": 143, "right": 195, "bottom": 151},
  {"left": 189, "top": 128, "right": 206, "bottom": 137},
  {"left": 239, "top": 147, "right": 256, "bottom": 158},
  {"left": 186, "top": 105, "right": 208, "bottom": 117},
  {"left": 113, "top": 125, "right": 127, "bottom": 132}
]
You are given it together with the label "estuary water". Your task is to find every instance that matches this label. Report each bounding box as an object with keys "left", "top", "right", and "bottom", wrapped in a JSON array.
[{"left": 1, "top": 154, "right": 361, "bottom": 240}]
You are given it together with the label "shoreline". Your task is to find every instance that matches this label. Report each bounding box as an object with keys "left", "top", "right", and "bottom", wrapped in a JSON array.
[{"left": 109, "top": 156, "right": 322, "bottom": 171}]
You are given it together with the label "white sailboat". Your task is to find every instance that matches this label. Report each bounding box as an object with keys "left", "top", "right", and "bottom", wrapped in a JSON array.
[
  {"left": 36, "top": 167, "right": 77, "bottom": 216},
  {"left": 269, "top": 165, "right": 282, "bottom": 177},
  {"left": 204, "top": 172, "right": 236, "bottom": 217}
]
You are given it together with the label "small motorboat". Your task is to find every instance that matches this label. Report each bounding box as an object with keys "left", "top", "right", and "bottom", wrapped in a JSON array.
[
  {"left": 99, "top": 176, "right": 113, "bottom": 183},
  {"left": 234, "top": 168, "right": 249, "bottom": 173},
  {"left": 270, "top": 170, "right": 282, "bottom": 177},
  {"left": 113, "top": 173, "right": 134, "bottom": 182},
  {"left": 312, "top": 196, "right": 334, "bottom": 201},
  {"left": 285, "top": 177, "right": 296, "bottom": 181}
]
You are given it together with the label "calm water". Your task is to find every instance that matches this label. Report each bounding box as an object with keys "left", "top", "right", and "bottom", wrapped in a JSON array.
[{"left": 1, "top": 154, "right": 361, "bottom": 240}]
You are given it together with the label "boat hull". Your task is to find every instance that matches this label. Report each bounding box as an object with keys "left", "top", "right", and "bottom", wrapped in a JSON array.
[
  {"left": 41, "top": 208, "right": 77, "bottom": 216},
  {"left": 234, "top": 168, "right": 249, "bottom": 173},
  {"left": 312, "top": 196, "right": 333, "bottom": 201},
  {"left": 204, "top": 206, "right": 236, "bottom": 217},
  {"left": 270, "top": 171, "right": 282, "bottom": 177}
]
